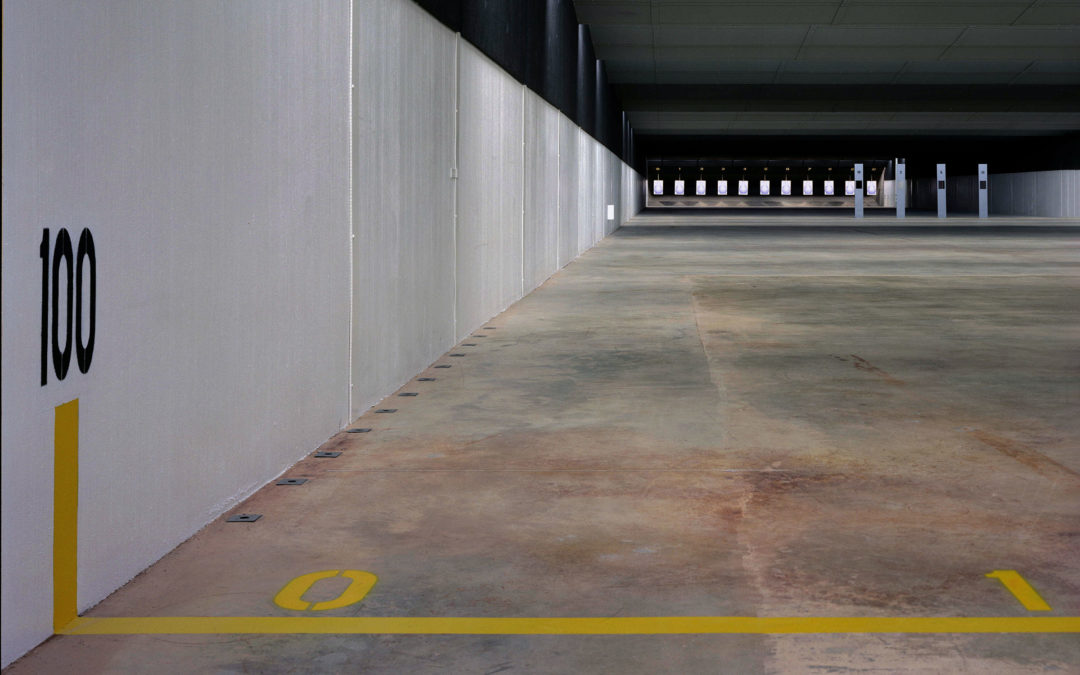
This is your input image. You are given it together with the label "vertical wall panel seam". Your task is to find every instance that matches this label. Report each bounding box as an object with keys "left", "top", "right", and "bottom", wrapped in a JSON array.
[
  {"left": 521, "top": 84, "right": 526, "bottom": 297},
  {"left": 346, "top": 0, "right": 354, "bottom": 420},
  {"left": 452, "top": 33, "right": 460, "bottom": 341},
  {"left": 557, "top": 113, "right": 565, "bottom": 268}
]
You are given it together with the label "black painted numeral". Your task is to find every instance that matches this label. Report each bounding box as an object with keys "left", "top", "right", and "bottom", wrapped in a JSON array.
[
  {"left": 40, "top": 227, "right": 96, "bottom": 385},
  {"left": 76, "top": 228, "right": 96, "bottom": 374},
  {"left": 40, "top": 229, "right": 50, "bottom": 386},
  {"left": 52, "top": 228, "right": 74, "bottom": 381}
]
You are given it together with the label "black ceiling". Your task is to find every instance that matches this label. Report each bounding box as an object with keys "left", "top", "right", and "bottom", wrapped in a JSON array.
[{"left": 573, "top": 0, "right": 1080, "bottom": 137}]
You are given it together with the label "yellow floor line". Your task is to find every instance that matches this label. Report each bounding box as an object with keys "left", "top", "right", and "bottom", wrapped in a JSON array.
[
  {"left": 986, "top": 570, "right": 1053, "bottom": 611},
  {"left": 59, "top": 616, "right": 1080, "bottom": 635}
]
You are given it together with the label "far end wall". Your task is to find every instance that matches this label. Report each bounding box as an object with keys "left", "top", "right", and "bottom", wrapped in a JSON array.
[{"left": 990, "top": 170, "right": 1080, "bottom": 217}]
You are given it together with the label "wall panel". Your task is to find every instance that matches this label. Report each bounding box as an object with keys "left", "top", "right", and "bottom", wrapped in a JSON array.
[
  {"left": 606, "top": 150, "right": 622, "bottom": 235},
  {"left": 593, "top": 144, "right": 607, "bottom": 239},
  {"left": 1, "top": 1, "right": 351, "bottom": 665},
  {"left": 576, "top": 128, "right": 595, "bottom": 255},
  {"left": 352, "top": 0, "right": 458, "bottom": 417},
  {"left": 524, "top": 91, "right": 561, "bottom": 292},
  {"left": 557, "top": 114, "right": 580, "bottom": 268},
  {"left": 989, "top": 170, "right": 1080, "bottom": 217},
  {"left": 456, "top": 41, "right": 525, "bottom": 339}
]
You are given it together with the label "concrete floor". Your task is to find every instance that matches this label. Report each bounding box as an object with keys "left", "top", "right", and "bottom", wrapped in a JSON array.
[{"left": 10, "top": 214, "right": 1080, "bottom": 673}]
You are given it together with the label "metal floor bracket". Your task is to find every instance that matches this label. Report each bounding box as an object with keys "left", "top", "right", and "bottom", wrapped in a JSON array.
[{"left": 226, "top": 513, "right": 262, "bottom": 522}]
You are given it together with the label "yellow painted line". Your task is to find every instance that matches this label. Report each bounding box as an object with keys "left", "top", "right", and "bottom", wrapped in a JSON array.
[
  {"left": 53, "top": 399, "right": 79, "bottom": 632},
  {"left": 987, "top": 570, "right": 1052, "bottom": 611},
  {"left": 58, "top": 616, "right": 1080, "bottom": 636}
]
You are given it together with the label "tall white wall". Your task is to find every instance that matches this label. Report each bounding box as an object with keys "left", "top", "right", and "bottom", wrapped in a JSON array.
[
  {"left": 524, "top": 92, "right": 562, "bottom": 292},
  {"left": 350, "top": 1, "right": 642, "bottom": 408},
  {"left": 456, "top": 42, "right": 527, "bottom": 340},
  {"left": 2, "top": 0, "right": 642, "bottom": 665},
  {"left": 558, "top": 115, "right": 581, "bottom": 268},
  {"left": 989, "top": 170, "right": 1080, "bottom": 217},
  {"left": 351, "top": 0, "right": 458, "bottom": 417},
  {"left": 1, "top": 1, "right": 352, "bottom": 666},
  {"left": 576, "top": 130, "right": 596, "bottom": 255}
]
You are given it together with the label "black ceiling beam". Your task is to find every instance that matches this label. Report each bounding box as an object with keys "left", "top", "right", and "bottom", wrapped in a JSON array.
[{"left": 617, "top": 84, "right": 1080, "bottom": 113}]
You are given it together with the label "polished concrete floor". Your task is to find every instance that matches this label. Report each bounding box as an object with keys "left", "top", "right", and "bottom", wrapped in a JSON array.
[{"left": 11, "top": 214, "right": 1080, "bottom": 673}]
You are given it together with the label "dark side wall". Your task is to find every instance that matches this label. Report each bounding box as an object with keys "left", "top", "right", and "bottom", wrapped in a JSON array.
[{"left": 411, "top": 0, "right": 626, "bottom": 161}]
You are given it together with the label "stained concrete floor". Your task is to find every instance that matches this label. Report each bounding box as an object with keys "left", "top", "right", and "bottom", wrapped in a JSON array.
[{"left": 10, "top": 214, "right": 1080, "bottom": 673}]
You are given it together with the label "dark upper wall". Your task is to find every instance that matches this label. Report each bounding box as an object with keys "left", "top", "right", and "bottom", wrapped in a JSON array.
[
  {"left": 409, "top": 0, "right": 628, "bottom": 161},
  {"left": 639, "top": 134, "right": 1080, "bottom": 178}
]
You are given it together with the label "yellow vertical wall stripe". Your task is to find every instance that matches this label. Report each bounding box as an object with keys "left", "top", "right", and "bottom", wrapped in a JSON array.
[{"left": 53, "top": 399, "right": 79, "bottom": 632}]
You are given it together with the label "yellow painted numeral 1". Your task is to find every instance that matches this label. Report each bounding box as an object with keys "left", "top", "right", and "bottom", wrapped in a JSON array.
[{"left": 987, "top": 570, "right": 1052, "bottom": 611}]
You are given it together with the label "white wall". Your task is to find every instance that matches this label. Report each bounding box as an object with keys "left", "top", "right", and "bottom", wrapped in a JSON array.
[
  {"left": 576, "top": 130, "right": 596, "bottom": 256},
  {"left": 351, "top": 0, "right": 458, "bottom": 417},
  {"left": 558, "top": 115, "right": 581, "bottom": 268},
  {"left": 990, "top": 170, "right": 1080, "bottom": 217},
  {"left": 350, "top": 1, "right": 641, "bottom": 409},
  {"left": 2, "top": 0, "right": 352, "bottom": 666},
  {"left": 456, "top": 42, "right": 526, "bottom": 341},
  {"left": 523, "top": 92, "right": 561, "bottom": 293},
  {"left": 2, "top": 0, "right": 642, "bottom": 665}
]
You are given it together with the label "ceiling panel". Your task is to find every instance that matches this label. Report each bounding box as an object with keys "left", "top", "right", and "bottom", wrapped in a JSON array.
[
  {"left": 781, "top": 60, "right": 908, "bottom": 73},
  {"left": 774, "top": 71, "right": 900, "bottom": 85},
  {"left": 588, "top": 24, "right": 653, "bottom": 45},
  {"left": 654, "top": 46, "right": 802, "bottom": 60},
  {"left": 573, "top": 0, "right": 1080, "bottom": 136},
  {"left": 806, "top": 26, "right": 962, "bottom": 46},
  {"left": 958, "top": 26, "right": 1080, "bottom": 47},
  {"left": 656, "top": 3, "right": 840, "bottom": 24},
  {"left": 654, "top": 25, "right": 808, "bottom": 45},
  {"left": 627, "top": 110, "right": 1080, "bottom": 135},
  {"left": 800, "top": 46, "right": 947, "bottom": 60},
  {"left": 574, "top": 2, "right": 652, "bottom": 25},
  {"left": 1015, "top": 2, "right": 1080, "bottom": 25},
  {"left": 944, "top": 46, "right": 1080, "bottom": 60},
  {"left": 835, "top": 2, "right": 1030, "bottom": 25}
]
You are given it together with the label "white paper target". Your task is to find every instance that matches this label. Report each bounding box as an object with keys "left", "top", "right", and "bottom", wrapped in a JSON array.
[
  {"left": 696, "top": 180, "right": 706, "bottom": 195},
  {"left": 803, "top": 180, "right": 813, "bottom": 195},
  {"left": 845, "top": 180, "right": 855, "bottom": 196},
  {"left": 674, "top": 180, "right": 685, "bottom": 195},
  {"left": 653, "top": 180, "right": 663, "bottom": 195},
  {"left": 867, "top": 181, "right": 877, "bottom": 196},
  {"left": 824, "top": 180, "right": 835, "bottom": 196},
  {"left": 717, "top": 180, "right": 728, "bottom": 195},
  {"left": 759, "top": 180, "right": 770, "bottom": 195},
  {"left": 781, "top": 180, "right": 791, "bottom": 196},
  {"left": 738, "top": 180, "right": 749, "bottom": 196}
]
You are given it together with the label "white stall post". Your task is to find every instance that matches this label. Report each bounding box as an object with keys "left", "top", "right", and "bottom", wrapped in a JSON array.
[
  {"left": 978, "top": 163, "right": 988, "bottom": 218},
  {"left": 937, "top": 163, "right": 947, "bottom": 218},
  {"left": 896, "top": 158, "right": 906, "bottom": 218},
  {"left": 854, "top": 163, "right": 864, "bottom": 218}
]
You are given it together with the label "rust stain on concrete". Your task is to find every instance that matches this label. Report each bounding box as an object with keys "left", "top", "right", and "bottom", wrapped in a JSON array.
[
  {"left": 849, "top": 354, "right": 906, "bottom": 386},
  {"left": 968, "top": 430, "right": 1080, "bottom": 482}
]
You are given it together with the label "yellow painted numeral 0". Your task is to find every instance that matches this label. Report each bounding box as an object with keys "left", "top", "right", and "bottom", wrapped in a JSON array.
[{"left": 274, "top": 570, "right": 377, "bottom": 611}]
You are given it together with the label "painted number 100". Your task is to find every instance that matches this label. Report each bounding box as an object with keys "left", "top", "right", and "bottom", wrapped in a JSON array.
[{"left": 40, "top": 228, "right": 96, "bottom": 385}]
